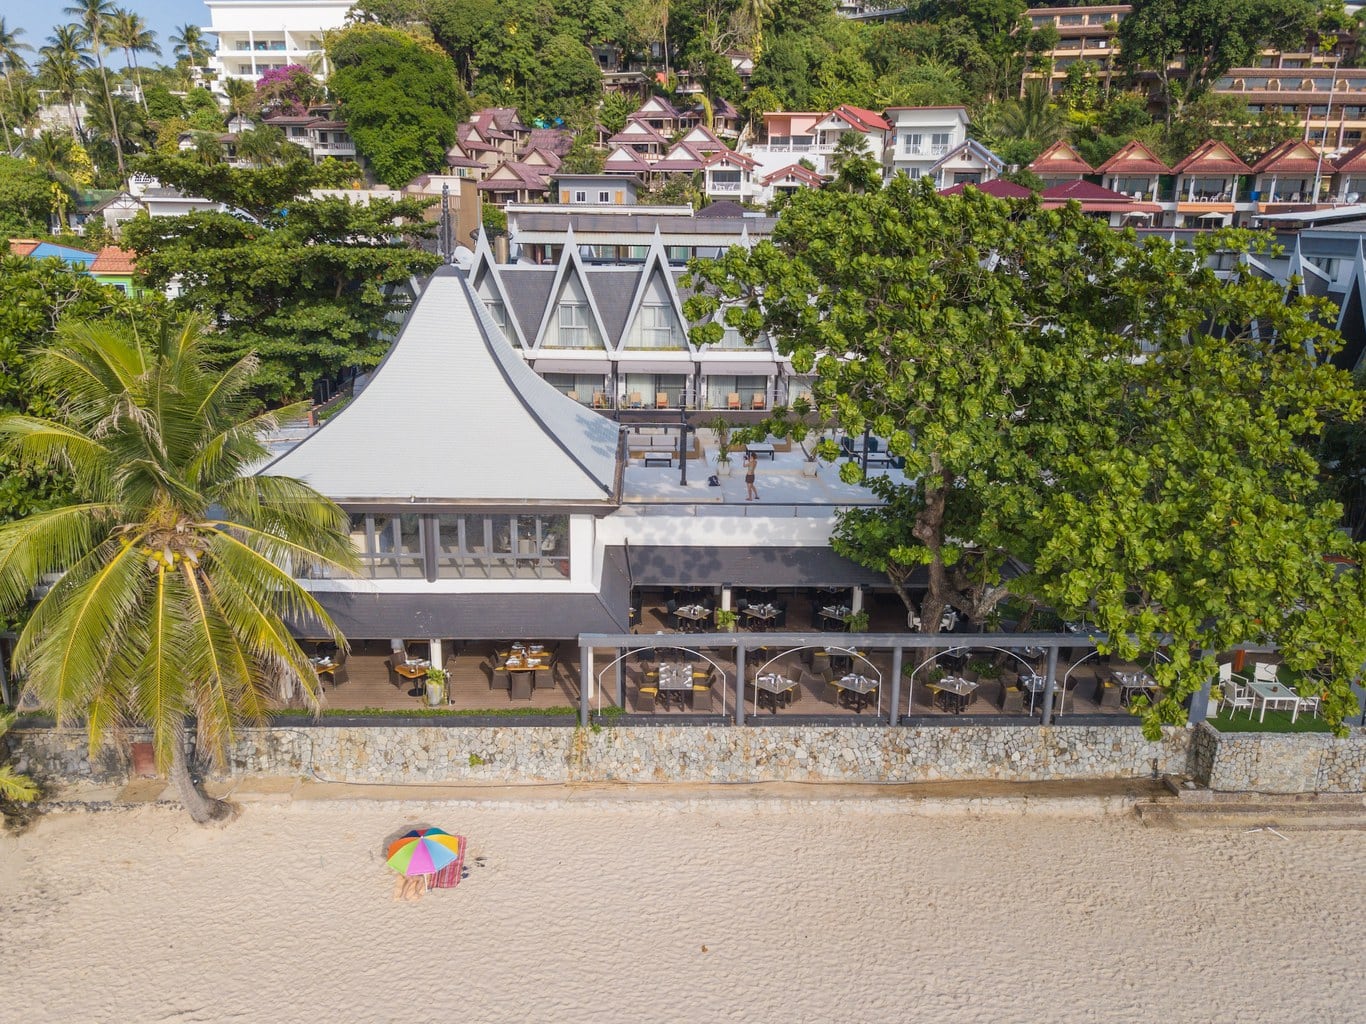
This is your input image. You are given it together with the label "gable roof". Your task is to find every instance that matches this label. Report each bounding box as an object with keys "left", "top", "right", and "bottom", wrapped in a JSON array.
[
  {"left": 1173, "top": 139, "right": 1252, "bottom": 175},
  {"left": 1040, "top": 179, "right": 1162, "bottom": 213},
  {"left": 931, "top": 139, "right": 1004, "bottom": 173},
  {"left": 704, "top": 149, "right": 759, "bottom": 171},
  {"left": 939, "top": 179, "right": 1031, "bottom": 198},
  {"left": 603, "top": 145, "right": 653, "bottom": 173},
  {"left": 1334, "top": 141, "right": 1366, "bottom": 173},
  {"left": 761, "top": 163, "right": 825, "bottom": 187},
  {"left": 264, "top": 267, "right": 619, "bottom": 503},
  {"left": 477, "top": 161, "right": 551, "bottom": 191},
  {"left": 1096, "top": 139, "right": 1172, "bottom": 175},
  {"left": 1028, "top": 139, "right": 1095, "bottom": 176},
  {"left": 827, "top": 104, "right": 891, "bottom": 133},
  {"left": 610, "top": 119, "right": 669, "bottom": 146},
  {"left": 8, "top": 239, "right": 40, "bottom": 256},
  {"left": 1251, "top": 138, "right": 1334, "bottom": 175},
  {"left": 89, "top": 246, "right": 138, "bottom": 274}
]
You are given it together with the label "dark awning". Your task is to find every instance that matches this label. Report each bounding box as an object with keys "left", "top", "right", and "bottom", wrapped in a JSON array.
[
  {"left": 299, "top": 550, "right": 631, "bottom": 640},
  {"left": 626, "top": 545, "right": 887, "bottom": 588}
]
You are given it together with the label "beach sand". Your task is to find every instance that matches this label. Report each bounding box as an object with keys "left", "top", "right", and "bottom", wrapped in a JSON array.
[{"left": 1, "top": 790, "right": 1361, "bottom": 1023}]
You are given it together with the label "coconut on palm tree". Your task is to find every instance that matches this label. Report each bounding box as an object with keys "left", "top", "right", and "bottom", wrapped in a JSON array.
[
  {"left": 65, "top": 0, "right": 125, "bottom": 177},
  {"left": 0, "top": 18, "right": 33, "bottom": 157},
  {"left": 0, "top": 318, "right": 357, "bottom": 823},
  {"left": 108, "top": 8, "right": 159, "bottom": 112},
  {"left": 39, "top": 25, "right": 93, "bottom": 141}
]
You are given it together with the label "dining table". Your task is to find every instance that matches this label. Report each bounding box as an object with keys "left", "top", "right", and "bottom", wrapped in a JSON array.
[
  {"left": 673, "top": 604, "right": 711, "bottom": 632},
  {"left": 657, "top": 662, "right": 695, "bottom": 710},
  {"left": 928, "top": 675, "right": 978, "bottom": 714},
  {"left": 1246, "top": 678, "right": 1303, "bottom": 723},
  {"left": 818, "top": 604, "right": 852, "bottom": 630},
  {"left": 744, "top": 603, "right": 779, "bottom": 628},
  {"left": 1114, "top": 670, "right": 1157, "bottom": 706},
  {"left": 836, "top": 672, "right": 878, "bottom": 713},
  {"left": 394, "top": 659, "right": 430, "bottom": 696},
  {"left": 753, "top": 672, "right": 799, "bottom": 714}
]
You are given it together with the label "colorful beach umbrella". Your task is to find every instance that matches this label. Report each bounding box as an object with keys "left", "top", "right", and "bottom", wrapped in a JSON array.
[{"left": 386, "top": 828, "right": 463, "bottom": 876}]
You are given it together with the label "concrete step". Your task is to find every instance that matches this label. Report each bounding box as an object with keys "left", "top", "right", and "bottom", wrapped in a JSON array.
[{"left": 1136, "top": 789, "right": 1366, "bottom": 829}]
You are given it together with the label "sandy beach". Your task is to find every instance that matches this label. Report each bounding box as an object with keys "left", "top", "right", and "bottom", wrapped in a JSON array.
[{"left": 1, "top": 789, "right": 1361, "bottom": 1024}]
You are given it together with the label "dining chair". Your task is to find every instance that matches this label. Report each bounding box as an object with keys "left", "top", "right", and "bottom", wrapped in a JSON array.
[
  {"left": 384, "top": 658, "right": 403, "bottom": 690},
  {"left": 628, "top": 391, "right": 643, "bottom": 408},
  {"left": 998, "top": 680, "right": 1025, "bottom": 713},
  {"left": 750, "top": 393, "right": 764, "bottom": 409},
  {"left": 726, "top": 392, "right": 740, "bottom": 410},
  {"left": 655, "top": 392, "right": 669, "bottom": 409},
  {"left": 1252, "top": 663, "right": 1279, "bottom": 685}
]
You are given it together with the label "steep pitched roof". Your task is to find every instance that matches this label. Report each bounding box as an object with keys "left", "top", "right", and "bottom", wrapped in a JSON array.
[
  {"left": 603, "top": 145, "right": 653, "bottom": 173},
  {"left": 1251, "top": 138, "right": 1334, "bottom": 175},
  {"left": 477, "top": 162, "right": 551, "bottom": 191},
  {"left": 609, "top": 119, "right": 669, "bottom": 147},
  {"left": 1334, "top": 141, "right": 1366, "bottom": 173},
  {"left": 1028, "top": 139, "right": 1095, "bottom": 176},
  {"left": 939, "top": 179, "right": 1031, "bottom": 198},
  {"left": 264, "top": 267, "right": 619, "bottom": 503},
  {"left": 89, "top": 246, "right": 138, "bottom": 273},
  {"left": 931, "top": 139, "right": 1004, "bottom": 174},
  {"left": 1096, "top": 139, "right": 1172, "bottom": 175},
  {"left": 522, "top": 128, "right": 574, "bottom": 157},
  {"left": 1040, "top": 180, "right": 1162, "bottom": 212},
  {"left": 8, "top": 239, "right": 40, "bottom": 256},
  {"left": 829, "top": 104, "right": 890, "bottom": 132},
  {"left": 1173, "top": 139, "right": 1252, "bottom": 175},
  {"left": 704, "top": 149, "right": 759, "bottom": 171},
  {"left": 761, "top": 163, "right": 825, "bottom": 187}
]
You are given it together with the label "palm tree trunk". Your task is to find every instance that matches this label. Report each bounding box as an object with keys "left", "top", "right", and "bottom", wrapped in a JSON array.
[
  {"left": 93, "top": 49, "right": 125, "bottom": 177},
  {"left": 168, "top": 719, "right": 232, "bottom": 824},
  {"left": 68, "top": 99, "right": 82, "bottom": 141},
  {"left": 133, "top": 55, "right": 147, "bottom": 113}
]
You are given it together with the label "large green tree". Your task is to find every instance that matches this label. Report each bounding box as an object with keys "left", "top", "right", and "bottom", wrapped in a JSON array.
[
  {"left": 684, "top": 178, "right": 1365, "bottom": 734},
  {"left": 1118, "top": 0, "right": 1318, "bottom": 122},
  {"left": 124, "top": 153, "right": 439, "bottom": 401},
  {"left": 327, "top": 24, "right": 468, "bottom": 187},
  {"left": 0, "top": 156, "right": 55, "bottom": 236},
  {"left": 0, "top": 318, "right": 356, "bottom": 821}
]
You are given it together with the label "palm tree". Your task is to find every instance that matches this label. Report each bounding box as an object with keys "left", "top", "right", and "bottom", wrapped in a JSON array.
[
  {"left": 190, "top": 129, "right": 223, "bottom": 165},
  {"left": 0, "top": 18, "right": 33, "bottom": 157},
  {"left": 65, "top": 0, "right": 125, "bottom": 177},
  {"left": 236, "top": 124, "right": 284, "bottom": 167},
  {"left": 0, "top": 711, "right": 39, "bottom": 803},
  {"left": 993, "top": 79, "right": 1065, "bottom": 146},
  {"left": 38, "top": 26, "right": 93, "bottom": 141},
  {"left": 0, "top": 319, "right": 356, "bottom": 823},
  {"left": 108, "top": 8, "right": 159, "bottom": 112},
  {"left": 737, "top": 0, "right": 774, "bottom": 60},
  {"left": 222, "top": 76, "right": 257, "bottom": 120},
  {"left": 170, "top": 23, "right": 210, "bottom": 69}
]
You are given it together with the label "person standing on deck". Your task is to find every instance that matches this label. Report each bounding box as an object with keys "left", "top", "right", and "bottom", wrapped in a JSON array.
[{"left": 744, "top": 451, "right": 760, "bottom": 501}]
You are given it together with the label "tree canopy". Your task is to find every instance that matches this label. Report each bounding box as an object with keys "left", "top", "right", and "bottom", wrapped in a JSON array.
[
  {"left": 684, "top": 177, "right": 1366, "bottom": 735},
  {"left": 124, "top": 154, "right": 439, "bottom": 401},
  {"left": 327, "top": 24, "right": 469, "bottom": 188}
]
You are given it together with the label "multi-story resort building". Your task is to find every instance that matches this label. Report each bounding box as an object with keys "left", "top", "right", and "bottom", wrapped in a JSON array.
[{"left": 203, "top": 0, "right": 351, "bottom": 86}]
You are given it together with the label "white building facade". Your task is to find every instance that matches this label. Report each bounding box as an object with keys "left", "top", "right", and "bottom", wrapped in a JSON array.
[{"left": 204, "top": 0, "right": 351, "bottom": 85}]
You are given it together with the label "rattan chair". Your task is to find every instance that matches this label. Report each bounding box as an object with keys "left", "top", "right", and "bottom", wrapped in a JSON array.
[{"left": 997, "top": 679, "right": 1025, "bottom": 713}]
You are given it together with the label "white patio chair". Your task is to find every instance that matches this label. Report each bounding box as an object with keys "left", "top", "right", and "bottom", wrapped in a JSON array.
[
  {"left": 1252, "top": 662, "right": 1279, "bottom": 685},
  {"left": 1218, "top": 663, "right": 1254, "bottom": 717}
]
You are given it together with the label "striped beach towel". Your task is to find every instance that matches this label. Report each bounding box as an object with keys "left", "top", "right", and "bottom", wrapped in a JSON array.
[{"left": 427, "top": 836, "right": 466, "bottom": 889}]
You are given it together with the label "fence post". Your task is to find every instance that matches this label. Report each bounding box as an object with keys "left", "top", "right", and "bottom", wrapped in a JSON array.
[
  {"left": 579, "top": 645, "right": 593, "bottom": 727},
  {"left": 734, "top": 643, "right": 746, "bottom": 726},
  {"left": 1041, "top": 646, "right": 1059, "bottom": 726},
  {"left": 888, "top": 646, "right": 903, "bottom": 725}
]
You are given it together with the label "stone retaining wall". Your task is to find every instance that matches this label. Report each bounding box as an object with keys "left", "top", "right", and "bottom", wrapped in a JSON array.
[
  {"left": 12, "top": 722, "right": 1360, "bottom": 792},
  {"left": 9, "top": 723, "right": 1189, "bottom": 787},
  {"left": 1190, "top": 723, "right": 1366, "bottom": 794}
]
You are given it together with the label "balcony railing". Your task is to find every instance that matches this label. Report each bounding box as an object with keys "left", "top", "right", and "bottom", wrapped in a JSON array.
[
  {"left": 708, "top": 181, "right": 742, "bottom": 192},
  {"left": 901, "top": 144, "right": 951, "bottom": 157}
]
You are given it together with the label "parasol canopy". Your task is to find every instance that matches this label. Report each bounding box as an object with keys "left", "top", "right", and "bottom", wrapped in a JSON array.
[{"left": 386, "top": 828, "right": 464, "bottom": 876}]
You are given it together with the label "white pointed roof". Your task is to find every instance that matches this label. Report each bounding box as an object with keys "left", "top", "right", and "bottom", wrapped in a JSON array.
[{"left": 264, "top": 268, "right": 621, "bottom": 503}]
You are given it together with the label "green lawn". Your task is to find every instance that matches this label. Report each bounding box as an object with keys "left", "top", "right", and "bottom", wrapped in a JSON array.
[{"left": 1206, "top": 707, "right": 1333, "bottom": 734}]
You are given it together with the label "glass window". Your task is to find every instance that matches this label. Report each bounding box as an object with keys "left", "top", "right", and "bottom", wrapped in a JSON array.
[
  {"left": 557, "top": 303, "right": 592, "bottom": 346},
  {"left": 349, "top": 513, "right": 425, "bottom": 579},
  {"left": 598, "top": 190, "right": 611, "bottom": 203},
  {"left": 574, "top": 190, "right": 587, "bottom": 202},
  {"left": 434, "top": 514, "right": 571, "bottom": 579}
]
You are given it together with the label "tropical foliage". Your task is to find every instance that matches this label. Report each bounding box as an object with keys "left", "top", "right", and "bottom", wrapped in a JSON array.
[
  {"left": 683, "top": 177, "right": 1366, "bottom": 735},
  {"left": 123, "top": 154, "right": 439, "bottom": 401},
  {"left": 0, "top": 317, "right": 357, "bottom": 821}
]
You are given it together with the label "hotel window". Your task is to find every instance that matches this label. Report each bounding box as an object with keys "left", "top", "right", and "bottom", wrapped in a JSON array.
[
  {"left": 638, "top": 303, "right": 684, "bottom": 349},
  {"left": 574, "top": 190, "right": 587, "bottom": 202},
  {"left": 557, "top": 302, "right": 595, "bottom": 347},
  {"left": 598, "top": 190, "right": 611, "bottom": 203},
  {"left": 485, "top": 299, "right": 508, "bottom": 333},
  {"left": 434, "top": 514, "right": 569, "bottom": 579},
  {"left": 349, "top": 513, "right": 425, "bottom": 580}
]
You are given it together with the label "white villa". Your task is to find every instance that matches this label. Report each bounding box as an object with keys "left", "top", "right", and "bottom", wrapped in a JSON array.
[{"left": 203, "top": 0, "right": 351, "bottom": 86}]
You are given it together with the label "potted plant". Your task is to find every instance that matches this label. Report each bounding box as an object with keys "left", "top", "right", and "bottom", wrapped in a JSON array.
[
  {"left": 424, "top": 665, "right": 446, "bottom": 706},
  {"left": 709, "top": 417, "right": 734, "bottom": 476},
  {"left": 843, "top": 609, "right": 870, "bottom": 633},
  {"left": 714, "top": 608, "right": 738, "bottom": 632}
]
